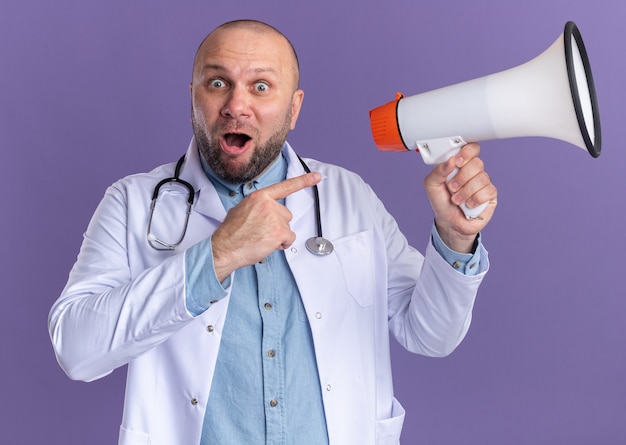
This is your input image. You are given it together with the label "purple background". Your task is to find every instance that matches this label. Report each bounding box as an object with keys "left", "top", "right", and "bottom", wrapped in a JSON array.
[{"left": 2, "top": 0, "right": 624, "bottom": 443}]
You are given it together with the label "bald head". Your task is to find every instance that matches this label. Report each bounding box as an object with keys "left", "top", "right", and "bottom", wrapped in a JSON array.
[{"left": 192, "top": 20, "right": 300, "bottom": 90}]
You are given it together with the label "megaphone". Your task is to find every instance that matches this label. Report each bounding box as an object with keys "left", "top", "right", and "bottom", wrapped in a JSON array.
[{"left": 369, "top": 21, "right": 601, "bottom": 219}]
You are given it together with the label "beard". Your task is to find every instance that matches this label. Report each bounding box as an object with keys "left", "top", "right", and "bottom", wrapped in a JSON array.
[{"left": 193, "top": 111, "right": 292, "bottom": 184}]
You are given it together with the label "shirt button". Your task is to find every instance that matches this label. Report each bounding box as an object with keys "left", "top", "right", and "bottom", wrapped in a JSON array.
[
  {"left": 469, "top": 262, "right": 477, "bottom": 269},
  {"left": 210, "top": 299, "right": 219, "bottom": 305},
  {"left": 452, "top": 261, "right": 461, "bottom": 269},
  {"left": 267, "top": 349, "right": 276, "bottom": 358},
  {"left": 206, "top": 325, "right": 214, "bottom": 333},
  {"left": 264, "top": 303, "right": 272, "bottom": 310},
  {"left": 269, "top": 399, "right": 278, "bottom": 407},
  {"left": 258, "top": 258, "right": 266, "bottom": 264},
  {"left": 191, "top": 398, "right": 199, "bottom": 406},
  {"left": 229, "top": 191, "right": 236, "bottom": 197},
  {"left": 326, "top": 384, "right": 332, "bottom": 391},
  {"left": 315, "top": 312, "right": 322, "bottom": 319},
  {"left": 290, "top": 247, "right": 298, "bottom": 253},
  {"left": 246, "top": 183, "right": 253, "bottom": 190}
]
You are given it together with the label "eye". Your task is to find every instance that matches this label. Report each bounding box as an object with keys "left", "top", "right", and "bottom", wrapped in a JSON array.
[
  {"left": 209, "top": 79, "right": 227, "bottom": 89},
  {"left": 254, "top": 82, "right": 269, "bottom": 93}
]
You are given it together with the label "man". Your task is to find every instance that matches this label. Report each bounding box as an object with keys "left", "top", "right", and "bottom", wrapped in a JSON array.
[{"left": 49, "top": 19, "right": 497, "bottom": 445}]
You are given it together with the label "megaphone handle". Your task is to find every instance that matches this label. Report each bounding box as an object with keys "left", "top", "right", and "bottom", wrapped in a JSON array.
[
  {"left": 416, "top": 137, "right": 489, "bottom": 219},
  {"left": 446, "top": 168, "right": 489, "bottom": 219}
]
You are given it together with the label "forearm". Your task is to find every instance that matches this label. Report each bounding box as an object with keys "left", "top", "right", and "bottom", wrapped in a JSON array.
[
  {"left": 388, "top": 240, "right": 489, "bottom": 357},
  {"left": 184, "top": 237, "right": 231, "bottom": 316},
  {"left": 49, "top": 185, "right": 199, "bottom": 382},
  {"left": 49, "top": 252, "right": 192, "bottom": 382}
]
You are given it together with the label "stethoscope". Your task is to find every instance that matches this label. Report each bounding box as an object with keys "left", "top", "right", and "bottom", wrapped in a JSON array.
[{"left": 147, "top": 154, "right": 334, "bottom": 256}]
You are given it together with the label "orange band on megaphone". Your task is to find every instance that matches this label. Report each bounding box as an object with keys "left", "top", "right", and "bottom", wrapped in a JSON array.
[{"left": 369, "top": 92, "right": 409, "bottom": 152}]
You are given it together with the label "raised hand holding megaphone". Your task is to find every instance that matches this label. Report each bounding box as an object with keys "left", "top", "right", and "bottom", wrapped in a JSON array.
[{"left": 369, "top": 21, "right": 601, "bottom": 219}]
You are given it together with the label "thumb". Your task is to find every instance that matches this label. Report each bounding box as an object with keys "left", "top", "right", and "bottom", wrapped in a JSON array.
[{"left": 425, "top": 156, "right": 456, "bottom": 188}]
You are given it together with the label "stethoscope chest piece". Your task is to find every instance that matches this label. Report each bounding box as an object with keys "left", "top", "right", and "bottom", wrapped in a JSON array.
[{"left": 306, "top": 236, "right": 334, "bottom": 256}]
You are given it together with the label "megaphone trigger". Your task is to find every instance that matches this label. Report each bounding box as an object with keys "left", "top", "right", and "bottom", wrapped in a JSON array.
[
  {"left": 420, "top": 136, "right": 490, "bottom": 219},
  {"left": 416, "top": 136, "right": 466, "bottom": 165},
  {"left": 415, "top": 136, "right": 489, "bottom": 219},
  {"left": 415, "top": 136, "right": 487, "bottom": 219}
]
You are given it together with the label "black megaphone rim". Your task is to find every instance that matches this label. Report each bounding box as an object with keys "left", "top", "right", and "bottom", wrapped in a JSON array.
[{"left": 564, "top": 21, "right": 601, "bottom": 158}]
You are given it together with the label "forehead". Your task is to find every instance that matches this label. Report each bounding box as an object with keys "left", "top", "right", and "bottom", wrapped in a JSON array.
[{"left": 195, "top": 27, "right": 295, "bottom": 80}]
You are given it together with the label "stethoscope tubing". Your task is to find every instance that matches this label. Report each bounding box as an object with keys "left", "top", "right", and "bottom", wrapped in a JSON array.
[
  {"left": 147, "top": 156, "right": 195, "bottom": 251},
  {"left": 147, "top": 154, "right": 333, "bottom": 255},
  {"left": 296, "top": 155, "right": 334, "bottom": 256}
]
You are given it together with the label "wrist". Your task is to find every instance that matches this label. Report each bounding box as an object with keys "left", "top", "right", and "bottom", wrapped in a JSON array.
[
  {"left": 211, "top": 234, "right": 238, "bottom": 282},
  {"left": 434, "top": 220, "right": 478, "bottom": 254}
]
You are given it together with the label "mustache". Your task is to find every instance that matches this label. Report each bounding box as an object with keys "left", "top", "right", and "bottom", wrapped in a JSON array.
[
  {"left": 214, "top": 120, "right": 257, "bottom": 136},
  {"left": 190, "top": 111, "right": 257, "bottom": 138}
]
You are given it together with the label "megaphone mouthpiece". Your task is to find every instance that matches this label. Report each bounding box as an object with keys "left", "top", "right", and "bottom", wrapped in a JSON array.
[{"left": 369, "top": 92, "right": 408, "bottom": 152}]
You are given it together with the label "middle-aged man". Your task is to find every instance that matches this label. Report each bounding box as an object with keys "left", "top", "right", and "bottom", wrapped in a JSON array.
[{"left": 50, "top": 19, "right": 497, "bottom": 445}]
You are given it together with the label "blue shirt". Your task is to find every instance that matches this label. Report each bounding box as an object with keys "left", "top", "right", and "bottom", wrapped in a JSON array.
[
  {"left": 185, "top": 149, "right": 329, "bottom": 445},
  {"left": 184, "top": 145, "right": 485, "bottom": 444}
]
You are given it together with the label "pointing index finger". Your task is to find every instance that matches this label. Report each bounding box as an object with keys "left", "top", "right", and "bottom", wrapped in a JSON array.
[{"left": 262, "top": 172, "right": 322, "bottom": 201}]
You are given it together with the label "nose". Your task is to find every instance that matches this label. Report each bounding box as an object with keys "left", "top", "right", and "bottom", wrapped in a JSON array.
[{"left": 221, "top": 85, "right": 250, "bottom": 119}]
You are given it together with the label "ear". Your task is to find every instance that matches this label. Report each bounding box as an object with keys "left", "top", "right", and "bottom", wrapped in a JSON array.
[{"left": 289, "top": 89, "right": 304, "bottom": 130}]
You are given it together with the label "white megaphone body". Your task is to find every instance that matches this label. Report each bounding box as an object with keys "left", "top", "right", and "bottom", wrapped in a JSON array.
[{"left": 369, "top": 21, "right": 601, "bottom": 219}]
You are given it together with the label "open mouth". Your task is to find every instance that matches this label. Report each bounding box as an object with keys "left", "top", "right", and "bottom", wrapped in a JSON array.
[{"left": 224, "top": 132, "right": 251, "bottom": 149}]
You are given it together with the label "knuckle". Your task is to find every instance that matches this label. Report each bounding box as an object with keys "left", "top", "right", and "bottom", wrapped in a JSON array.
[
  {"left": 479, "top": 171, "right": 490, "bottom": 186},
  {"left": 247, "top": 190, "right": 265, "bottom": 202},
  {"left": 488, "top": 183, "right": 498, "bottom": 197},
  {"left": 471, "top": 156, "right": 484, "bottom": 171}
]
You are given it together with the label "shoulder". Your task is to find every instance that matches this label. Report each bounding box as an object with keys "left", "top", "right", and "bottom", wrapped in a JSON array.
[{"left": 108, "top": 161, "right": 178, "bottom": 194}]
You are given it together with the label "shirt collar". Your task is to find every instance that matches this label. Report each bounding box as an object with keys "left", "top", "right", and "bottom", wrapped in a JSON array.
[{"left": 199, "top": 145, "right": 289, "bottom": 197}]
